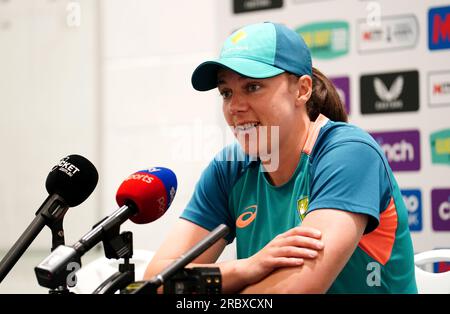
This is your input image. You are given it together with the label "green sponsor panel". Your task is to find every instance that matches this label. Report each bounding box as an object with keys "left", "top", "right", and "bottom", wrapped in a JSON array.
[
  {"left": 430, "top": 129, "right": 450, "bottom": 165},
  {"left": 295, "top": 21, "right": 349, "bottom": 59}
]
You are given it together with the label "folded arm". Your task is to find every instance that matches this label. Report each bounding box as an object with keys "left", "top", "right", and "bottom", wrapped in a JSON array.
[
  {"left": 144, "top": 218, "right": 323, "bottom": 293},
  {"left": 240, "top": 209, "right": 368, "bottom": 294}
]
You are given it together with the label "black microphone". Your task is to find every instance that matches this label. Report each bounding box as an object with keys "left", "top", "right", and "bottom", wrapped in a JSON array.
[
  {"left": 0, "top": 154, "right": 98, "bottom": 283},
  {"left": 34, "top": 167, "right": 177, "bottom": 289}
]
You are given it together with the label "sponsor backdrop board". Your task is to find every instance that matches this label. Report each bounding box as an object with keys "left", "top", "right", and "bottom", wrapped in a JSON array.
[{"left": 217, "top": 0, "right": 450, "bottom": 264}]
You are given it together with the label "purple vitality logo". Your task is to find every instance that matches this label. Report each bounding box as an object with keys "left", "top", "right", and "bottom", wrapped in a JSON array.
[
  {"left": 431, "top": 189, "right": 450, "bottom": 231},
  {"left": 370, "top": 130, "right": 420, "bottom": 171}
]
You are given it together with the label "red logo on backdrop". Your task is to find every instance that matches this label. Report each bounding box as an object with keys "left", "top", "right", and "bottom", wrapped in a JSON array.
[
  {"left": 429, "top": 6, "right": 450, "bottom": 50},
  {"left": 437, "top": 262, "right": 450, "bottom": 273},
  {"left": 432, "top": 13, "right": 450, "bottom": 44}
]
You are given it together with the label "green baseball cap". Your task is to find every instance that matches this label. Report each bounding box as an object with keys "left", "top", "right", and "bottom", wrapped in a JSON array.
[{"left": 191, "top": 22, "right": 312, "bottom": 91}]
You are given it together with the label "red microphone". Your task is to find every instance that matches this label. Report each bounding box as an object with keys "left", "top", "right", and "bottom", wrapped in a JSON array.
[{"left": 116, "top": 167, "right": 177, "bottom": 224}]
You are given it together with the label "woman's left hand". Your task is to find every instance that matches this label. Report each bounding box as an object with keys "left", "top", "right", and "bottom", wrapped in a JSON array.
[{"left": 235, "top": 226, "right": 324, "bottom": 286}]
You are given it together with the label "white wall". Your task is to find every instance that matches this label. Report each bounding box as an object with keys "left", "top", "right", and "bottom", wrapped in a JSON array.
[
  {"left": 0, "top": 0, "right": 238, "bottom": 292},
  {"left": 0, "top": 0, "right": 100, "bottom": 249},
  {"left": 0, "top": 0, "right": 100, "bottom": 292},
  {"left": 98, "top": 0, "right": 236, "bottom": 262}
]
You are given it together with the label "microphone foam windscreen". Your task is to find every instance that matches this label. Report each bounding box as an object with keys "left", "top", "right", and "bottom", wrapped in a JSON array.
[
  {"left": 45, "top": 155, "right": 99, "bottom": 207},
  {"left": 116, "top": 167, "right": 177, "bottom": 224}
]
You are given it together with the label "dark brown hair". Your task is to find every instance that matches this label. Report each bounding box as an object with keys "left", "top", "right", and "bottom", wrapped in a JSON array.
[{"left": 306, "top": 67, "right": 348, "bottom": 122}]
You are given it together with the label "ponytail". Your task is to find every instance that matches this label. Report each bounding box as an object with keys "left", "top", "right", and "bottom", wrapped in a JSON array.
[{"left": 306, "top": 67, "right": 348, "bottom": 122}]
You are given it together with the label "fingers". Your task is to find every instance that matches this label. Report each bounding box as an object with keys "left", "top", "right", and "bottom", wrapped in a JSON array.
[
  {"left": 290, "top": 235, "right": 324, "bottom": 250},
  {"left": 271, "top": 257, "right": 304, "bottom": 267},
  {"left": 276, "top": 246, "right": 320, "bottom": 258},
  {"left": 273, "top": 235, "right": 324, "bottom": 251},
  {"left": 253, "top": 227, "right": 325, "bottom": 274},
  {"left": 280, "top": 226, "right": 322, "bottom": 239}
]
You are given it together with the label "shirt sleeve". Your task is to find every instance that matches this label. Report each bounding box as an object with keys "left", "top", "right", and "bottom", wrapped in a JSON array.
[
  {"left": 180, "top": 144, "right": 249, "bottom": 243},
  {"left": 307, "top": 140, "right": 392, "bottom": 234}
]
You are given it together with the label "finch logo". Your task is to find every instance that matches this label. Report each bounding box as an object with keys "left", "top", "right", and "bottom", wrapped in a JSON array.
[
  {"left": 236, "top": 205, "right": 257, "bottom": 228},
  {"left": 231, "top": 30, "right": 247, "bottom": 44}
]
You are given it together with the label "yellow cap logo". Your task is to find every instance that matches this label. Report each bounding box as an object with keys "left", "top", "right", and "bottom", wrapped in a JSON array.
[{"left": 231, "top": 30, "right": 247, "bottom": 44}]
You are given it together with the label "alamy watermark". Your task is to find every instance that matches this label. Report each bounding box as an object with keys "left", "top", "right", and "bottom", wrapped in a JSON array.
[
  {"left": 160, "top": 120, "right": 280, "bottom": 172},
  {"left": 366, "top": 261, "right": 381, "bottom": 287},
  {"left": 66, "top": 1, "right": 81, "bottom": 28},
  {"left": 66, "top": 262, "right": 81, "bottom": 287},
  {"left": 366, "top": 1, "right": 381, "bottom": 27}
]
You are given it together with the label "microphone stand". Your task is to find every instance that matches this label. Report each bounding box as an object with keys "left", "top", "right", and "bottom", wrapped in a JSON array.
[
  {"left": 47, "top": 219, "right": 72, "bottom": 294},
  {"left": 0, "top": 194, "right": 69, "bottom": 283},
  {"left": 91, "top": 230, "right": 136, "bottom": 294},
  {"left": 126, "top": 224, "right": 229, "bottom": 294}
]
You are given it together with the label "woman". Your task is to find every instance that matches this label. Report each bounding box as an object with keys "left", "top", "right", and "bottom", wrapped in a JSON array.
[{"left": 144, "top": 22, "right": 417, "bottom": 293}]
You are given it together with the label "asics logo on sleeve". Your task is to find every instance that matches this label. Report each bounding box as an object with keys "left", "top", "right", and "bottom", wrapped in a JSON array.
[{"left": 236, "top": 205, "right": 257, "bottom": 228}]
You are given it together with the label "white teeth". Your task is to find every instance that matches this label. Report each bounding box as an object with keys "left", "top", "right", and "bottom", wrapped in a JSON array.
[{"left": 236, "top": 122, "right": 259, "bottom": 131}]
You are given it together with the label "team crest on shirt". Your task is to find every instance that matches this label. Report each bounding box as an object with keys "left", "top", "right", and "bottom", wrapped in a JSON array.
[{"left": 297, "top": 197, "right": 309, "bottom": 220}]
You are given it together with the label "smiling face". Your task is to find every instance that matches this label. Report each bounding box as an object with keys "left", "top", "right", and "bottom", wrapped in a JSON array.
[{"left": 217, "top": 68, "right": 302, "bottom": 158}]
